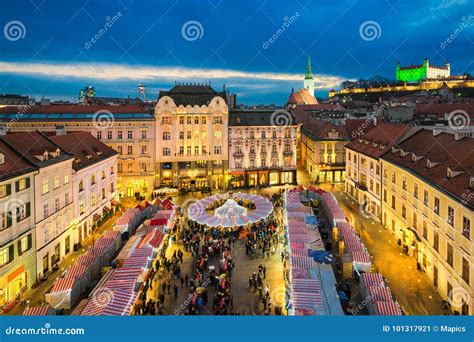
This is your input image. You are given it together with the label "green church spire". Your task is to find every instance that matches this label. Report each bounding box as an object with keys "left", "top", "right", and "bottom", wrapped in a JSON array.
[{"left": 305, "top": 54, "right": 313, "bottom": 80}]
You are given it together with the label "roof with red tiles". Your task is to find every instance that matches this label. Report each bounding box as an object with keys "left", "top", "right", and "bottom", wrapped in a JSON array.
[
  {"left": 50, "top": 132, "right": 118, "bottom": 171},
  {"left": 381, "top": 129, "right": 474, "bottom": 209},
  {"left": 0, "top": 104, "right": 150, "bottom": 114},
  {"left": 287, "top": 88, "right": 318, "bottom": 106},
  {"left": 1, "top": 131, "right": 73, "bottom": 167},
  {"left": 416, "top": 103, "right": 474, "bottom": 117},
  {"left": 0, "top": 139, "right": 37, "bottom": 181},
  {"left": 345, "top": 123, "right": 414, "bottom": 159}
]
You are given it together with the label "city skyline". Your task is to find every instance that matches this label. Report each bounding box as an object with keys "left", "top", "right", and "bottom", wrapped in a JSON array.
[{"left": 0, "top": 0, "right": 473, "bottom": 104}]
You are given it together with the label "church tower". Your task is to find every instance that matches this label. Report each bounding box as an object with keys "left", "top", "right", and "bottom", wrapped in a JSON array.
[{"left": 304, "top": 54, "right": 315, "bottom": 97}]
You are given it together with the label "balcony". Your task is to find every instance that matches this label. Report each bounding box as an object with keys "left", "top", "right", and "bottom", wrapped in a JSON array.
[
  {"left": 233, "top": 152, "right": 244, "bottom": 159},
  {"left": 283, "top": 150, "right": 294, "bottom": 156}
]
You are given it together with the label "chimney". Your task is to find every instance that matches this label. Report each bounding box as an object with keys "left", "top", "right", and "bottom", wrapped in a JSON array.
[{"left": 56, "top": 125, "right": 66, "bottom": 136}]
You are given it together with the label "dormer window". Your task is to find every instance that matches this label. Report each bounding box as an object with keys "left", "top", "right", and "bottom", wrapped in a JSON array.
[
  {"left": 447, "top": 167, "right": 464, "bottom": 179},
  {"left": 470, "top": 176, "right": 474, "bottom": 190},
  {"left": 0, "top": 153, "right": 4, "bottom": 164}
]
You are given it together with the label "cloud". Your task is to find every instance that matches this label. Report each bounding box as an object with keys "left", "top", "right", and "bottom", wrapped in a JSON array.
[{"left": 0, "top": 61, "right": 345, "bottom": 90}]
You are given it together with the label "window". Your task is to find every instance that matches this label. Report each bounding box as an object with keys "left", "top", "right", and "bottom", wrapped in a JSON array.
[
  {"left": 383, "top": 168, "right": 387, "bottom": 179},
  {"left": 214, "top": 146, "right": 222, "bottom": 155},
  {"left": 65, "top": 192, "right": 70, "bottom": 205},
  {"left": 42, "top": 179, "right": 49, "bottom": 194},
  {"left": 19, "top": 235, "right": 30, "bottom": 254},
  {"left": 179, "top": 117, "right": 184, "bottom": 125},
  {"left": 414, "top": 183, "right": 418, "bottom": 198},
  {"left": 272, "top": 131, "right": 277, "bottom": 139},
  {"left": 423, "top": 190, "right": 429, "bottom": 206},
  {"left": 383, "top": 189, "right": 387, "bottom": 202},
  {"left": 391, "top": 172, "right": 396, "bottom": 183},
  {"left": 422, "top": 221, "right": 428, "bottom": 240},
  {"left": 433, "top": 231, "right": 439, "bottom": 252},
  {"left": 0, "top": 184, "right": 10, "bottom": 198},
  {"left": 79, "top": 180, "right": 84, "bottom": 192},
  {"left": 91, "top": 194, "right": 96, "bottom": 207},
  {"left": 214, "top": 131, "right": 222, "bottom": 139},
  {"left": 101, "top": 170, "right": 105, "bottom": 179},
  {"left": 261, "top": 159, "right": 266, "bottom": 167},
  {"left": 194, "top": 146, "right": 199, "bottom": 156},
  {"left": 434, "top": 197, "right": 440, "bottom": 215},
  {"left": 194, "top": 117, "right": 199, "bottom": 124},
  {"left": 64, "top": 174, "right": 70, "bottom": 184},
  {"left": 128, "top": 163, "right": 133, "bottom": 172},
  {"left": 17, "top": 178, "right": 28, "bottom": 191},
  {"left": 187, "top": 146, "right": 191, "bottom": 155},
  {"left": 91, "top": 175, "right": 96, "bottom": 185},
  {"left": 261, "top": 131, "right": 266, "bottom": 139},
  {"left": 462, "top": 258, "right": 470, "bottom": 285},
  {"left": 391, "top": 195, "right": 396, "bottom": 210},
  {"left": 202, "top": 117, "right": 206, "bottom": 125},
  {"left": 179, "top": 131, "right": 184, "bottom": 140},
  {"left": 43, "top": 203, "right": 49, "bottom": 219},
  {"left": 102, "top": 188, "right": 106, "bottom": 199},
  {"left": 117, "top": 146, "right": 123, "bottom": 154},
  {"left": 163, "top": 147, "right": 170, "bottom": 156},
  {"left": 97, "top": 131, "right": 102, "bottom": 139},
  {"left": 447, "top": 206, "right": 454, "bottom": 226},
  {"left": 141, "top": 162, "right": 147, "bottom": 172},
  {"left": 187, "top": 131, "right": 192, "bottom": 140},
  {"left": 179, "top": 146, "right": 184, "bottom": 155},
  {"left": 0, "top": 247, "right": 11, "bottom": 267},
  {"left": 376, "top": 165, "right": 380, "bottom": 176},
  {"left": 127, "top": 146, "right": 133, "bottom": 155},
  {"left": 141, "top": 131, "right": 146, "bottom": 139},
  {"left": 107, "top": 131, "right": 112, "bottom": 139},
  {"left": 118, "top": 164, "right": 123, "bottom": 173},
  {"left": 117, "top": 131, "right": 123, "bottom": 139},
  {"left": 462, "top": 216, "right": 471, "bottom": 240},
  {"left": 55, "top": 197, "right": 60, "bottom": 212},
  {"left": 202, "top": 146, "right": 207, "bottom": 155},
  {"left": 110, "top": 166, "right": 114, "bottom": 174},
  {"left": 250, "top": 131, "right": 255, "bottom": 139},
  {"left": 163, "top": 132, "right": 170, "bottom": 140},
  {"left": 17, "top": 202, "right": 28, "bottom": 221},
  {"left": 127, "top": 130, "right": 133, "bottom": 139},
  {"left": 446, "top": 243, "right": 453, "bottom": 267},
  {"left": 141, "top": 146, "right": 147, "bottom": 155},
  {"left": 401, "top": 204, "right": 406, "bottom": 219},
  {"left": 187, "top": 117, "right": 192, "bottom": 124},
  {"left": 79, "top": 201, "right": 85, "bottom": 215},
  {"left": 402, "top": 177, "right": 407, "bottom": 190}
]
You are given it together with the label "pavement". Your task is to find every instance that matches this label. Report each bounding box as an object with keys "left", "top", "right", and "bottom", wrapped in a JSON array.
[
  {"left": 330, "top": 189, "right": 446, "bottom": 315},
  {"left": 146, "top": 238, "right": 286, "bottom": 315}
]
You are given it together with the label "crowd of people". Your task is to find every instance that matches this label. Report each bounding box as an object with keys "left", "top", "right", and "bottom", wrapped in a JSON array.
[{"left": 140, "top": 191, "right": 286, "bottom": 315}]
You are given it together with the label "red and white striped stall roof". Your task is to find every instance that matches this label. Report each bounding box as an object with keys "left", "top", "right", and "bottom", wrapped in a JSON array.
[
  {"left": 368, "top": 286, "right": 393, "bottom": 302},
  {"left": 290, "top": 256, "right": 316, "bottom": 270},
  {"left": 23, "top": 306, "right": 54, "bottom": 316},
  {"left": 51, "top": 276, "right": 77, "bottom": 293},
  {"left": 292, "top": 292, "right": 323, "bottom": 308},
  {"left": 291, "top": 248, "right": 309, "bottom": 257},
  {"left": 374, "top": 301, "right": 402, "bottom": 315},
  {"left": 351, "top": 250, "right": 371, "bottom": 264},
  {"left": 360, "top": 273, "right": 385, "bottom": 288},
  {"left": 66, "top": 264, "right": 87, "bottom": 280},
  {"left": 89, "top": 269, "right": 116, "bottom": 298},
  {"left": 289, "top": 233, "right": 309, "bottom": 241},
  {"left": 102, "top": 289, "right": 138, "bottom": 316},
  {"left": 103, "top": 230, "right": 120, "bottom": 240},
  {"left": 292, "top": 278, "right": 321, "bottom": 292},
  {"left": 122, "top": 256, "right": 150, "bottom": 269}
]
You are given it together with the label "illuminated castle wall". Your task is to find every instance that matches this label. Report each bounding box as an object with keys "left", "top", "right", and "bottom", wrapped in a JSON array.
[{"left": 396, "top": 58, "right": 450, "bottom": 83}]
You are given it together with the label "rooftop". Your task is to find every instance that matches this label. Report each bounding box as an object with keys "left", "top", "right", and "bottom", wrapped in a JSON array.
[
  {"left": 158, "top": 83, "right": 227, "bottom": 106},
  {"left": 381, "top": 129, "right": 474, "bottom": 209},
  {"left": 229, "top": 109, "right": 296, "bottom": 126},
  {"left": 50, "top": 131, "right": 118, "bottom": 171}
]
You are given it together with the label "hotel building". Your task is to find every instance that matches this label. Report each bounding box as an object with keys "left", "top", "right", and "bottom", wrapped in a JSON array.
[
  {"left": 154, "top": 84, "right": 230, "bottom": 190},
  {"left": 228, "top": 109, "right": 298, "bottom": 188},
  {"left": 380, "top": 129, "right": 473, "bottom": 315}
]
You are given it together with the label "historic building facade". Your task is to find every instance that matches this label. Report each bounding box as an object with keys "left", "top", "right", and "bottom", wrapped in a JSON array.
[
  {"left": 0, "top": 139, "right": 36, "bottom": 306},
  {"left": 228, "top": 110, "right": 298, "bottom": 188},
  {"left": 380, "top": 130, "right": 473, "bottom": 315},
  {"left": 154, "top": 84, "right": 229, "bottom": 190},
  {"left": 396, "top": 58, "right": 450, "bottom": 82},
  {"left": 50, "top": 132, "right": 118, "bottom": 247},
  {"left": 344, "top": 123, "right": 414, "bottom": 219}
]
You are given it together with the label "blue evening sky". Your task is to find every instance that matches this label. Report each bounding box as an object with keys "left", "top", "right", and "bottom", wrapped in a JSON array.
[{"left": 0, "top": 0, "right": 473, "bottom": 104}]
